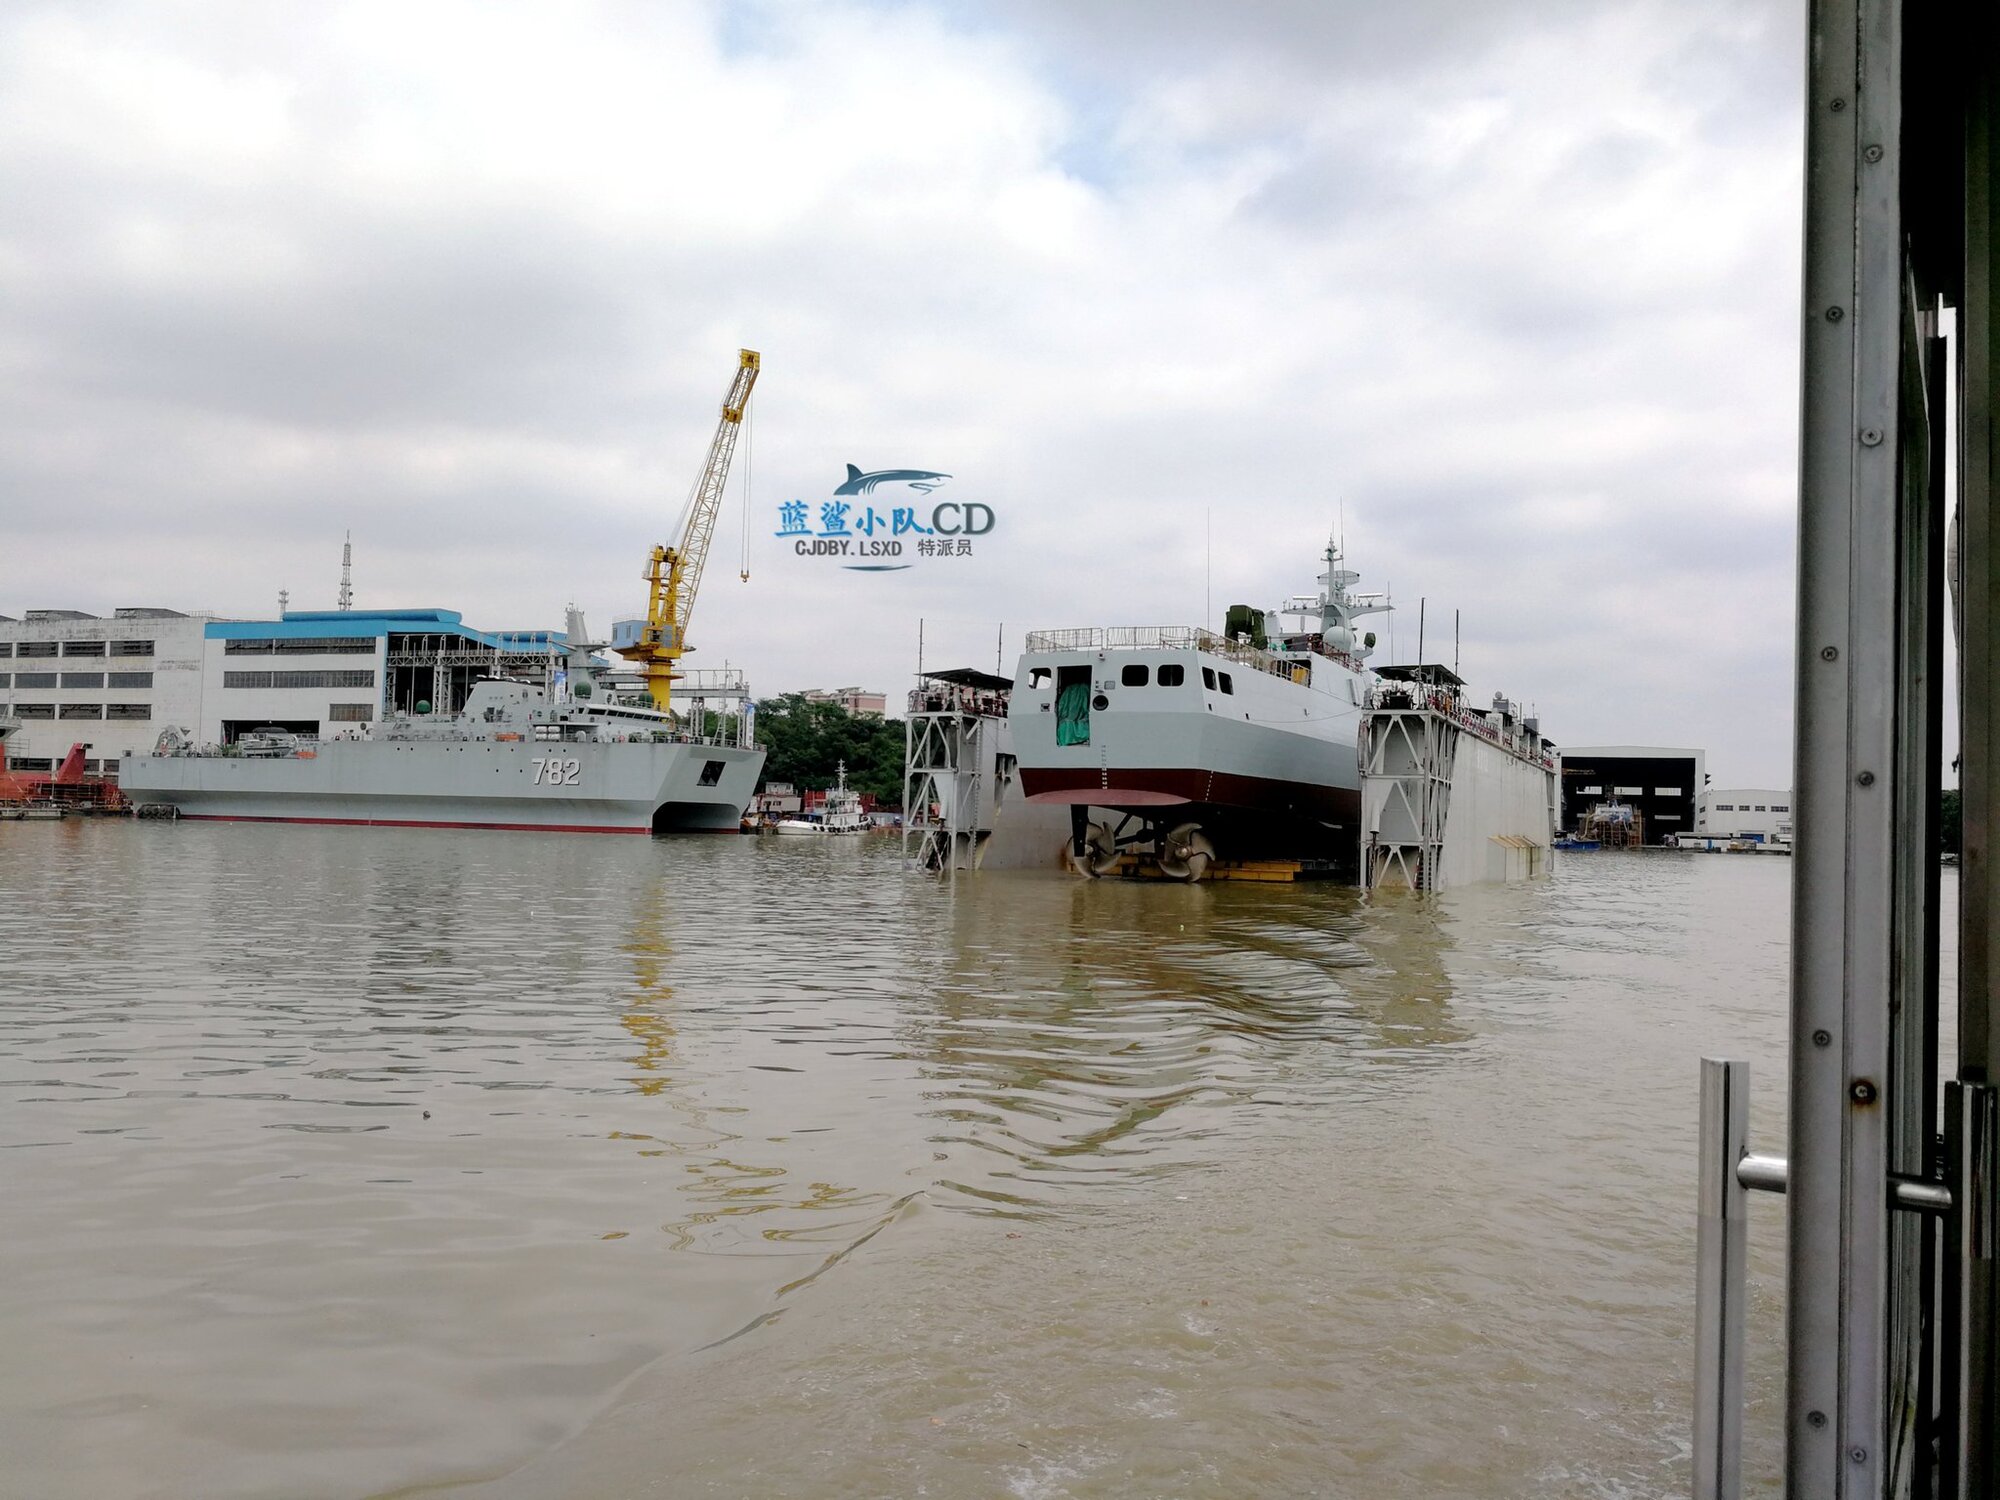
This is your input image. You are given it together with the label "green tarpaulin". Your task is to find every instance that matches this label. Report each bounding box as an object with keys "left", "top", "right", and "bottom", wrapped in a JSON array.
[{"left": 1055, "top": 682, "right": 1091, "bottom": 745}]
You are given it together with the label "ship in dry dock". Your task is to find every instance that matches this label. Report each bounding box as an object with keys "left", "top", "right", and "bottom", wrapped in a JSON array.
[{"left": 1009, "top": 542, "right": 1388, "bottom": 878}]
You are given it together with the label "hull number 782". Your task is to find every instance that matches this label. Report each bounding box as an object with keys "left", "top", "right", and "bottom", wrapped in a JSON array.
[{"left": 532, "top": 757, "right": 582, "bottom": 786}]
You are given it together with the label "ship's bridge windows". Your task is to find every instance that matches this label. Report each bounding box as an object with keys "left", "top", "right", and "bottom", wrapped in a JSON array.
[
  {"left": 1202, "top": 666, "right": 1217, "bottom": 691},
  {"left": 1028, "top": 667, "right": 1051, "bottom": 689},
  {"left": 698, "top": 760, "right": 726, "bottom": 786},
  {"left": 1158, "top": 663, "right": 1184, "bottom": 687},
  {"left": 1120, "top": 663, "right": 1149, "bottom": 687},
  {"left": 1218, "top": 672, "right": 1234, "bottom": 695}
]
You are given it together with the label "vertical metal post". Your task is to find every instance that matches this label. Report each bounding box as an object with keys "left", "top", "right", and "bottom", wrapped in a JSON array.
[
  {"left": 1956, "top": 0, "right": 2000, "bottom": 1480},
  {"left": 1697, "top": 1058, "right": 1750, "bottom": 1500},
  {"left": 1945, "top": 1083, "right": 1999, "bottom": 1496},
  {"left": 1962, "top": 0, "right": 1999, "bottom": 1092},
  {"left": 1788, "top": 0, "right": 1906, "bottom": 1491}
]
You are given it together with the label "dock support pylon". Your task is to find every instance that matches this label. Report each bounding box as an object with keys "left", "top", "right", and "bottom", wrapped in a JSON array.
[{"left": 1359, "top": 705, "right": 1457, "bottom": 892}]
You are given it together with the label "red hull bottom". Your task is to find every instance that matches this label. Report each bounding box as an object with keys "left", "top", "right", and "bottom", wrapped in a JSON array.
[
  {"left": 1022, "top": 767, "right": 1360, "bottom": 868},
  {"left": 1021, "top": 766, "right": 1355, "bottom": 822},
  {"left": 174, "top": 813, "right": 739, "bottom": 836}
]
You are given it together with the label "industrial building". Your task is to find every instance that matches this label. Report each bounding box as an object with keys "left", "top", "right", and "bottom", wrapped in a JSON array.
[
  {"left": 1557, "top": 744, "right": 1705, "bottom": 845},
  {"left": 1695, "top": 786, "right": 1793, "bottom": 845},
  {"left": 1, "top": 606, "right": 563, "bottom": 776}
]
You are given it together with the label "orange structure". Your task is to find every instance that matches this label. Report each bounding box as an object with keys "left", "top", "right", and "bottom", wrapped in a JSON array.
[{"left": 0, "top": 742, "right": 125, "bottom": 811}]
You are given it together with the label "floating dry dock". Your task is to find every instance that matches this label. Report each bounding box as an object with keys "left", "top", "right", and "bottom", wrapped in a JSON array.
[{"left": 904, "top": 656, "right": 1559, "bottom": 888}]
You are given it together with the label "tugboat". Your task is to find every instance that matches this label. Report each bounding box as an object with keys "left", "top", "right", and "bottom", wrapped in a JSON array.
[
  {"left": 772, "top": 761, "right": 868, "bottom": 836},
  {"left": 1009, "top": 540, "right": 1389, "bottom": 879}
]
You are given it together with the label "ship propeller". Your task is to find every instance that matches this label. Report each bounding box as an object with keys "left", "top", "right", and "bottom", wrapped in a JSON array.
[
  {"left": 1156, "top": 822, "right": 1215, "bottom": 882},
  {"left": 1070, "top": 820, "right": 1121, "bottom": 878}
]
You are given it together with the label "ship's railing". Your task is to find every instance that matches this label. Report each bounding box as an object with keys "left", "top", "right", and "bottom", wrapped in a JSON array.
[
  {"left": 1362, "top": 683, "right": 1557, "bottom": 770},
  {"left": 1023, "top": 625, "right": 1302, "bottom": 682},
  {"left": 1023, "top": 627, "right": 1104, "bottom": 651},
  {"left": 676, "top": 668, "right": 752, "bottom": 695},
  {"left": 908, "top": 684, "right": 1010, "bottom": 718}
]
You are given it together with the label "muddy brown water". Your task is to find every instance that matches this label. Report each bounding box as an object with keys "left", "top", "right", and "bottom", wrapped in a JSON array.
[{"left": 2, "top": 822, "right": 1850, "bottom": 1497}]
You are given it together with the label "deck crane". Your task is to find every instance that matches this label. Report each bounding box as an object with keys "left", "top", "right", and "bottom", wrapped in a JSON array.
[{"left": 626, "top": 348, "right": 760, "bottom": 715}]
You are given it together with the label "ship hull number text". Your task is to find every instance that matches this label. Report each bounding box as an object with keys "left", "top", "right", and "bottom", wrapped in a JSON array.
[{"left": 532, "top": 757, "right": 582, "bottom": 786}]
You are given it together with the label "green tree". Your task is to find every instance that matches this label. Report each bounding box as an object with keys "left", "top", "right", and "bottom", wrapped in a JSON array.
[
  {"left": 1941, "top": 786, "right": 1962, "bottom": 855},
  {"left": 754, "top": 694, "right": 905, "bottom": 808}
]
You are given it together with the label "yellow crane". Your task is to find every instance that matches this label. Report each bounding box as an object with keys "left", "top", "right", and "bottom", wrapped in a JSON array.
[{"left": 627, "top": 348, "right": 760, "bottom": 715}]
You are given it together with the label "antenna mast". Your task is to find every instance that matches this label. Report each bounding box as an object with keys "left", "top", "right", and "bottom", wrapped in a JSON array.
[{"left": 338, "top": 533, "right": 353, "bottom": 612}]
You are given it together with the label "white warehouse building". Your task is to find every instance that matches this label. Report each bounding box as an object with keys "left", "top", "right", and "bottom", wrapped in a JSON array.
[
  {"left": 1697, "top": 787, "right": 1794, "bottom": 845},
  {"left": 2, "top": 607, "right": 563, "bottom": 777}
]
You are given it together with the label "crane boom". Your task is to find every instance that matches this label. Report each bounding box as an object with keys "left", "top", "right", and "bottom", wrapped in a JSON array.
[{"left": 629, "top": 349, "right": 760, "bottom": 714}]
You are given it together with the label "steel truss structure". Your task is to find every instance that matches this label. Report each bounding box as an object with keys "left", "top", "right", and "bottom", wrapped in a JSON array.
[{"left": 1359, "top": 705, "right": 1458, "bottom": 892}]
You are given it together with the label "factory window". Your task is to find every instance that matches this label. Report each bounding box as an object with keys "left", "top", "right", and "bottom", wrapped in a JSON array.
[
  {"left": 0, "top": 642, "right": 10, "bottom": 657},
  {"left": 14, "top": 672, "right": 55, "bottom": 689},
  {"left": 0, "top": 674, "right": 7, "bottom": 689},
  {"left": 1121, "top": 663, "right": 1149, "bottom": 687},
  {"left": 327, "top": 703, "right": 374, "bottom": 722},
  {"left": 107, "top": 671, "right": 152, "bottom": 689},
  {"left": 1654, "top": 787, "right": 1680, "bottom": 797},
  {"left": 224, "top": 669, "right": 377, "bottom": 690},
  {"left": 60, "top": 703, "right": 104, "bottom": 719},
  {"left": 14, "top": 703, "right": 53, "bottom": 719},
  {"left": 1581, "top": 785, "right": 1602, "bottom": 795},
  {"left": 1201, "top": 666, "right": 1217, "bottom": 690},
  {"left": 62, "top": 640, "right": 105, "bottom": 657},
  {"left": 1716, "top": 804, "right": 1734, "bottom": 812},
  {"left": 106, "top": 704, "right": 152, "bottom": 720},
  {"left": 61, "top": 672, "right": 104, "bottom": 689},
  {"left": 225, "top": 639, "right": 275, "bottom": 655},
  {"left": 275, "top": 636, "right": 376, "bottom": 655},
  {"left": 1755, "top": 805, "right": 1767, "bottom": 812},
  {"left": 110, "top": 639, "right": 153, "bottom": 657},
  {"left": 1158, "top": 664, "right": 1185, "bottom": 687},
  {"left": 1656, "top": 813, "right": 1682, "bottom": 820},
  {"left": 16, "top": 641, "right": 55, "bottom": 658},
  {"left": 8, "top": 757, "right": 51, "bottom": 771},
  {"left": 1218, "top": 672, "right": 1234, "bottom": 695},
  {"left": 1773, "top": 804, "right": 1789, "bottom": 812},
  {"left": 1615, "top": 786, "right": 1643, "bottom": 795},
  {"left": 286, "top": 669, "right": 371, "bottom": 689}
]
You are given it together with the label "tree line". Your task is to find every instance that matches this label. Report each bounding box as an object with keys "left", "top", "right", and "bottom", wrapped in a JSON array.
[{"left": 753, "top": 694, "right": 905, "bottom": 807}]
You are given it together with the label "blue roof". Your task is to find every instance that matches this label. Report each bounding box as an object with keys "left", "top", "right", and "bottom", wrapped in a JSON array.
[{"left": 204, "top": 608, "right": 563, "bottom": 649}]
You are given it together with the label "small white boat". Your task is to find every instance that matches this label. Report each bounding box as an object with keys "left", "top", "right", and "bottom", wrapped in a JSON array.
[{"left": 772, "top": 762, "right": 868, "bottom": 836}]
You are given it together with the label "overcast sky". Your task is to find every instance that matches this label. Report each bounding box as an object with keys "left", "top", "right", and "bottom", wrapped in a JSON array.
[{"left": 1, "top": 0, "right": 1808, "bottom": 782}]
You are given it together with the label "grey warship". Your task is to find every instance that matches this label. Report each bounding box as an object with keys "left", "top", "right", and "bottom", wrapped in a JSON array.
[{"left": 120, "top": 628, "right": 764, "bottom": 836}]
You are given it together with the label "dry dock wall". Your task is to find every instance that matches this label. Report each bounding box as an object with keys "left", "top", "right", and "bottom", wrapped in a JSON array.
[
  {"left": 1432, "top": 732, "right": 1556, "bottom": 886},
  {"left": 1360, "top": 708, "right": 1556, "bottom": 890}
]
